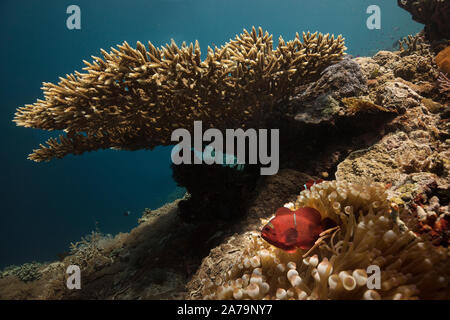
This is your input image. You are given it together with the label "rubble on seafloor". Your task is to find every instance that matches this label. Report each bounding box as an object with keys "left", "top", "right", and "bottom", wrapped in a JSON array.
[{"left": 1, "top": 35, "right": 449, "bottom": 299}]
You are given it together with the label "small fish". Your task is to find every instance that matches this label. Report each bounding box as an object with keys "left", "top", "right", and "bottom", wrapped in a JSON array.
[
  {"left": 192, "top": 146, "right": 244, "bottom": 171},
  {"left": 393, "top": 39, "right": 401, "bottom": 49},
  {"left": 261, "top": 207, "right": 330, "bottom": 252},
  {"left": 301, "top": 179, "right": 324, "bottom": 191},
  {"left": 93, "top": 220, "right": 101, "bottom": 233},
  {"left": 124, "top": 210, "right": 131, "bottom": 217}
]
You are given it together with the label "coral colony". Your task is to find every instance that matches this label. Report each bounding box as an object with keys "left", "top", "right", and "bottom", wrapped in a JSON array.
[
  {"left": 4, "top": 1, "right": 450, "bottom": 300},
  {"left": 14, "top": 27, "right": 345, "bottom": 162}
]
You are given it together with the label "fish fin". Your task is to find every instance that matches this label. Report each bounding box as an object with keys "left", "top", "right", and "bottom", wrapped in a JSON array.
[
  {"left": 275, "top": 207, "right": 294, "bottom": 217},
  {"left": 295, "top": 207, "right": 322, "bottom": 224}
]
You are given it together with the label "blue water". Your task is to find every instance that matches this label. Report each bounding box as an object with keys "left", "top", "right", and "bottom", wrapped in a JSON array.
[{"left": 0, "top": 0, "right": 421, "bottom": 268}]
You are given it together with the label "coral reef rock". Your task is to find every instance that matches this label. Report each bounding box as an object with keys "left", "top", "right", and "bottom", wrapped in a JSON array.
[
  {"left": 283, "top": 57, "right": 393, "bottom": 125},
  {"left": 398, "top": 0, "right": 450, "bottom": 40},
  {"left": 296, "top": 57, "right": 368, "bottom": 102},
  {"left": 375, "top": 82, "right": 421, "bottom": 113},
  {"left": 0, "top": 262, "right": 43, "bottom": 283}
]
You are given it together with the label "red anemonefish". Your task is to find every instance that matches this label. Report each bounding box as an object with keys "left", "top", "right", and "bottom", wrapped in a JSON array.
[
  {"left": 261, "top": 207, "right": 326, "bottom": 252},
  {"left": 261, "top": 179, "right": 335, "bottom": 253}
]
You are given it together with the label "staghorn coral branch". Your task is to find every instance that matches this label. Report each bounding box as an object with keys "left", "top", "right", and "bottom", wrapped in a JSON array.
[
  {"left": 437, "top": 72, "right": 450, "bottom": 93},
  {"left": 14, "top": 27, "right": 346, "bottom": 162},
  {"left": 27, "top": 127, "right": 150, "bottom": 162},
  {"left": 398, "top": 33, "right": 431, "bottom": 56}
]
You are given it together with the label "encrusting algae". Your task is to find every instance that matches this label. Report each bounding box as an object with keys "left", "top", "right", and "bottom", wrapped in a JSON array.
[
  {"left": 193, "top": 180, "right": 450, "bottom": 300},
  {"left": 341, "top": 97, "right": 394, "bottom": 115},
  {"left": 13, "top": 27, "right": 346, "bottom": 162}
]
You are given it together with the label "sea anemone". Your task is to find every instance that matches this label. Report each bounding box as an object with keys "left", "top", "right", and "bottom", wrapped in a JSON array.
[{"left": 190, "top": 180, "right": 450, "bottom": 300}]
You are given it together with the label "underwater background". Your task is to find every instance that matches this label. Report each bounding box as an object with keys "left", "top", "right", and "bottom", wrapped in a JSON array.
[{"left": 0, "top": 0, "right": 422, "bottom": 268}]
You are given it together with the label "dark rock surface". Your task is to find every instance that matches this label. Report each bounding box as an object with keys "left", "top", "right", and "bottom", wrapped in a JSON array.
[{"left": 398, "top": 0, "right": 450, "bottom": 41}]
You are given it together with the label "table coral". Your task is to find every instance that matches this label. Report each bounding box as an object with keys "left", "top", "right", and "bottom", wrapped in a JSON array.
[
  {"left": 13, "top": 27, "right": 346, "bottom": 162},
  {"left": 191, "top": 180, "right": 450, "bottom": 300}
]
